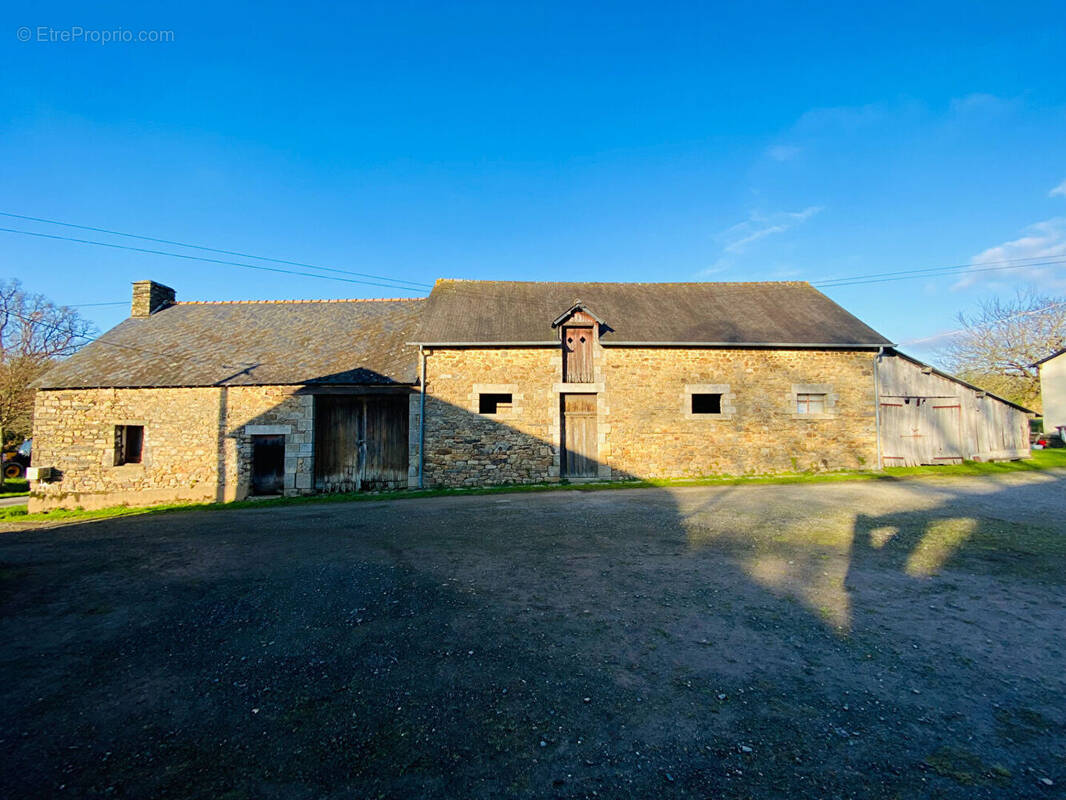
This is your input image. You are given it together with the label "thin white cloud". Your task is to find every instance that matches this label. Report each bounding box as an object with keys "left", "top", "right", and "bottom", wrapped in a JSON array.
[
  {"left": 900, "top": 327, "right": 965, "bottom": 348},
  {"left": 948, "top": 93, "right": 1017, "bottom": 114},
  {"left": 697, "top": 261, "right": 732, "bottom": 278},
  {"left": 766, "top": 144, "right": 801, "bottom": 162},
  {"left": 956, "top": 217, "right": 1066, "bottom": 290},
  {"left": 1050, "top": 179, "right": 1066, "bottom": 198},
  {"left": 786, "top": 94, "right": 1015, "bottom": 153},
  {"left": 792, "top": 102, "right": 889, "bottom": 134},
  {"left": 717, "top": 207, "right": 822, "bottom": 254}
]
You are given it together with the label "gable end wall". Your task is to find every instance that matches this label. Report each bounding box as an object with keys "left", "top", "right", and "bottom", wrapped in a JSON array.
[{"left": 1041, "top": 353, "right": 1066, "bottom": 434}]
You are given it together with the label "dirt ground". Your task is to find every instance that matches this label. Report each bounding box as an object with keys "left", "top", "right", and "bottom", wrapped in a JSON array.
[{"left": 1, "top": 471, "right": 1065, "bottom": 799}]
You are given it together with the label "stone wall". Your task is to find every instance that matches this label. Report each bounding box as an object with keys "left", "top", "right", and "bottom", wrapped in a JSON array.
[
  {"left": 603, "top": 348, "right": 878, "bottom": 478},
  {"left": 29, "top": 386, "right": 313, "bottom": 511},
  {"left": 420, "top": 349, "right": 561, "bottom": 487},
  {"left": 419, "top": 346, "right": 879, "bottom": 487},
  {"left": 31, "top": 346, "right": 880, "bottom": 508}
]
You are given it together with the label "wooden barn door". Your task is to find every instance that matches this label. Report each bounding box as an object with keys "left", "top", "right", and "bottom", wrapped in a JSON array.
[
  {"left": 314, "top": 396, "right": 363, "bottom": 491},
  {"left": 314, "top": 395, "right": 409, "bottom": 491},
  {"left": 562, "top": 394, "right": 598, "bottom": 478},
  {"left": 880, "top": 397, "right": 962, "bottom": 466},
  {"left": 563, "top": 326, "right": 594, "bottom": 383},
  {"left": 880, "top": 400, "right": 910, "bottom": 465},
  {"left": 926, "top": 402, "right": 963, "bottom": 462},
  {"left": 362, "top": 396, "right": 410, "bottom": 488}
]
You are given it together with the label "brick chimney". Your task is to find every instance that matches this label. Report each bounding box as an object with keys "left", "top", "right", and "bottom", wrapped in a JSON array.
[{"left": 131, "top": 280, "right": 176, "bottom": 317}]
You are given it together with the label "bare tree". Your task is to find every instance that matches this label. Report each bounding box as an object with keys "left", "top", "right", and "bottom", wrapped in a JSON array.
[
  {"left": 936, "top": 288, "right": 1066, "bottom": 411},
  {"left": 0, "top": 280, "right": 96, "bottom": 486}
]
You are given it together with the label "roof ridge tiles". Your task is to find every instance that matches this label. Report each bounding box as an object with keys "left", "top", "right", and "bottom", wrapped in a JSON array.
[{"left": 435, "top": 278, "right": 813, "bottom": 287}]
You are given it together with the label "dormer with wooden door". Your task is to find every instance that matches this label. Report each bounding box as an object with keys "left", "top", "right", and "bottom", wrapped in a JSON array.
[
  {"left": 551, "top": 301, "right": 604, "bottom": 384},
  {"left": 551, "top": 301, "right": 607, "bottom": 480}
]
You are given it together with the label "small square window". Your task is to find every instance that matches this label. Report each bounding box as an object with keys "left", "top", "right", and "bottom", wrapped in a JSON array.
[
  {"left": 115, "top": 425, "right": 144, "bottom": 465},
  {"left": 796, "top": 393, "right": 826, "bottom": 415},
  {"left": 479, "top": 393, "right": 513, "bottom": 415},
  {"left": 691, "top": 393, "right": 723, "bottom": 415}
]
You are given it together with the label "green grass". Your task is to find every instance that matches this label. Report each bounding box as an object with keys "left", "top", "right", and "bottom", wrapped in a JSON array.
[
  {"left": 0, "top": 478, "right": 29, "bottom": 498},
  {"left": 4, "top": 449, "right": 1064, "bottom": 526},
  {"left": 882, "top": 447, "right": 1066, "bottom": 477}
]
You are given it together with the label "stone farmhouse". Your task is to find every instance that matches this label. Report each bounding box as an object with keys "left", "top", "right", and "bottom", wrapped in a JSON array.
[{"left": 28, "top": 279, "right": 1031, "bottom": 511}]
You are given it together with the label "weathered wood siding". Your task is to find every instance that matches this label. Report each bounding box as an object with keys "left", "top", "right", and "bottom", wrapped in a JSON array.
[{"left": 878, "top": 354, "right": 1029, "bottom": 465}]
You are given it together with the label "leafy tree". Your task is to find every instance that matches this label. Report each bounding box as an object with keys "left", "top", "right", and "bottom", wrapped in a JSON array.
[
  {"left": 936, "top": 288, "right": 1066, "bottom": 411},
  {"left": 0, "top": 280, "right": 95, "bottom": 485}
]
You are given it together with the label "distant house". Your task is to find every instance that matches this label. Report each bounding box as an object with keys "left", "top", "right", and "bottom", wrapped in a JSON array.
[
  {"left": 1035, "top": 348, "right": 1066, "bottom": 436},
  {"left": 28, "top": 279, "right": 1031, "bottom": 511}
]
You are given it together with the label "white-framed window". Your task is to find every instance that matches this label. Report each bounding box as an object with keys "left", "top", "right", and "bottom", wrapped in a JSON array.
[
  {"left": 789, "top": 384, "right": 837, "bottom": 419},
  {"left": 795, "top": 393, "right": 827, "bottom": 415}
]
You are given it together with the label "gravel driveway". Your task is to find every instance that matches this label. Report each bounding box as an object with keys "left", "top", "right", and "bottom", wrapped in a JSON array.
[{"left": 2, "top": 471, "right": 1065, "bottom": 799}]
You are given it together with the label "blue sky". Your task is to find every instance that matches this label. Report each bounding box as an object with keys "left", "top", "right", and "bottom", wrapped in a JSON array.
[{"left": 2, "top": 1, "right": 1065, "bottom": 360}]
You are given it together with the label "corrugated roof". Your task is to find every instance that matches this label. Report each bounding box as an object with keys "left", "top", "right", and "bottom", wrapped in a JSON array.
[
  {"left": 413, "top": 280, "right": 892, "bottom": 346},
  {"left": 37, "top": 299, "right": 424, "bottom": 389}
]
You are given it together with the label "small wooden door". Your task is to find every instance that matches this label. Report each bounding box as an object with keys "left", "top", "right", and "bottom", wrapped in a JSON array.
[
  {"left": 562, "top": 394, "right": 598, "bottom": 477},
  {"left": 251, "top": 434, "right": 285, "bottom": 495},
  {"left": 563, "top": 326, "right": 594, "bottom": 383}
]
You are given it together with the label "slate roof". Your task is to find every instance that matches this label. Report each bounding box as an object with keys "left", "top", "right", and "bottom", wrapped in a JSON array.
[
  {"left": 38, "top": 279, "right": 894, "bottom": 389},
  {"left": 414, "top": 280, "right": 892, "bottom": 346},
  {"left": 37, "top": 299, "right": 424, "bottom": 389}
]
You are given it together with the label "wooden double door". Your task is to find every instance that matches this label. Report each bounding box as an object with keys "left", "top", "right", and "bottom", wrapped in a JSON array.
[
  {"left": 561, "top": 393, "right": 598, "bottom": 478},
  {"left": 880, "top": 396, "right": 963, "bottom": 466},
  {"left": 314, "top": 394, "right": 409, "bottom": 491}
]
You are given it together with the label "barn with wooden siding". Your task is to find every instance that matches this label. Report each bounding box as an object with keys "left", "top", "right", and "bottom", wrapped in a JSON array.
[{"left": 877, "top": 350, "right": 1031, "bottom": 466}]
